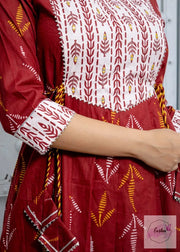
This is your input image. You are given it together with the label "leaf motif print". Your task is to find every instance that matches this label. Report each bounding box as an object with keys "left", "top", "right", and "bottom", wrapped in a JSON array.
[
  {"left": 91, "top": 212, "right": 99, "bottom": 227},
  {"left": 18, "top": 154, "right": 26, "bottom": 187},
  {"left": 98, "top": 65, "right": 108, "bottom": 89},
  {"left": 96, "top": 163, "right": 106, "bottom": 182},
  {"left": 131, "top": 228, "right": 138, "bottom": 252},
  {"left": 91, "top": 191, "right": 115, "bottom": 228},
  {"left": 67, "top": 12, "right": 78, "bottom": 32},
  {"left": 38, "top": 123, "right": 58, "bottom": 138},
  {"left": 122, "top": 14, "right": 133, "bottom": 31},
  {"left": 16, "top": 4, "right": 23, "bottom": 26},
  {"left": 118, "top": 164, "right": 144, "bottom": 212},
  {"left": 102, "top": 111, "right": 120, "bottom": 126},
  {"left": 95, "top": 157, "right": 120, "bottom": 184},
  {"left": 6, "top": 113, "right": 27, "bottom": 133},
  {"left": 71, "top": 40, "right": 81, "bottom": 64},
  {"left": 98, "top": 191, "right": 107, "bottom": 226},
  {"left": 119, "top": 214, "right": 144, "bottom": 252},
  {"left": 160, "top": 172, "right": 176, "bottom": 196},
  {"left": 127, "top": 38, "right": 137, "bottom": 63},
  {"left": 8, "top": 4, "right": 30, "bottom": 37},
  {"left": 100, "top": 32, "right": 110, "bottom": 57},
  {"left": 119, "top": 219, "right": 133, "bottom": 239},
  {"left": 133, "top": 166, "right": 144, "bottom": 180},
  {"left": 96, "top": 8, "right": 106, "bottom": 26},
  {"left": 126, "top": 114, "right": 143, "bottom": 130},
  {"left": 2, "top": 204, "right": 16, "bottom": 250},
  {"left": 21, "top": 22, "right": 31, "bottom": 34},
  {"left": 108, "top": 163, "right": 120, "bottom": 181},
  {"left": 101, "top": 209, "right": 115, "bottom": 226},
  {"left": 69, "top": 196, "right": 82, "bottom": 213},
  {"left": 22, "top": 63, "right": 41, "bottom": 82},
  {"left": 153, "top": 32, "right": 161, "bottom": 55},
  {"left": 68, "top": 72, "right": 79, "bottom": 94},
  {"left": 7, "top": 21, "right": 20, "bottom": 36},
  {"left": 90, "top": 236, "right": 94, "bottom": 252},
  {"left": 118, "top": 167, "right": 130, "bottom": 189}
]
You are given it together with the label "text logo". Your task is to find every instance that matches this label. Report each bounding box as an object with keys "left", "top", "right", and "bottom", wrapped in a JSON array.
[{"left": 144, "top": 215, "right": 176, "bottom": 249}]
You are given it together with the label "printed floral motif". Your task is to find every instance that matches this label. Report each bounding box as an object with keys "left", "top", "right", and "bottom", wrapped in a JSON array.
[
  {"left": 119, "top": 214, "right": 144, "bottom": 252},
  {"left": 91, "top": 191, "right": 115, "bottom": 227},
  {"left": 122, "top": 14, "right": 133, "bottom": 31},
  {"left": 100, "top": 32, "right": 110, "bottom": 57},
  {"left": 160, "top": 172, "right": 176, "bottom": 196},
  {"left": 126, "top": 114, "right": 143, "bottom": 130},
  {"left": 172, "top": 110, "right": 180, "bottom": 133},
  {"left": 144, "top": 9, "right": 156, "bottom": 25},
  {"left": 98, "top": 65, "right": 108, "bottom": 89},
  {"left": 90, "top": 235, "right": 94, "bottom": 252},
  {"left": 8, "top": 4, "right": 30, "bottom": 37},
  {"left": 6, "top": 113, "right": 28, "bottom": 133},
  {"left": 127, "top": 38, "right": 137, "bottom": 63},
  {"left": 2, "top": 204, "right": 16, "bottom": 251},
  {"left": 102, "top": 110, "right": 120, "bottom": 125},
  {"left": 153, "top": 32, "right": 161, "bottom": 54},
  {"left": 69, "top": 196, "right": 82, "bottom": 213},
  {"left": 68, "top": 72, "right": 79, "bottom": 94},
  {"left": 96, "top": 157, "right": 120, "bottom": 184},
  {"left": 65, "top": 0, "right": 71, "bottom": 7},
  {"left": 14, "top": 99, "right": 75, "bottom": 154},
  {"left": 96, "top": 8, "right": 106, "bottom": 25},
  {"left": 67, "top": 12, "right": 78, "bottom": 32},
  {"left": 70, "top": 40, "right": 81, "bottom": 64},
  {"left": 22, "top": 63, "right": 41, "bottom": 81},
  {"left": 51, "top": 0, "right": 166, "bottom": 112},
  {"left": 118, "top": 164, "right": 143, "bottom": 212}
]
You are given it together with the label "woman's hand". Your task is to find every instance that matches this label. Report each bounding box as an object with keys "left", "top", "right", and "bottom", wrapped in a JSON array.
[{"left": 136, "top": 129, "right": 180, "bottom": 172}]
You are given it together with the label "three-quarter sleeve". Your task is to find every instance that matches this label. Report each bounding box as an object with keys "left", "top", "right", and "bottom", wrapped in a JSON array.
[{"left": 0, "top": 0, "right": 75, "bottom": 154}]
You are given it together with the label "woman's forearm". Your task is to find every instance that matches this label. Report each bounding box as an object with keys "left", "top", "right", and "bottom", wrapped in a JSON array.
[
  {"left": 52, "top": 113, "right": 180, "bottom": 173},
  {"left": 52, "top": 113, "right": 141, "bottom": 157}
]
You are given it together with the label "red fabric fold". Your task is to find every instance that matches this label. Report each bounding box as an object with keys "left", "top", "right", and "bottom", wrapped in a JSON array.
[
  {"left": 24, "top": 190, "right": 79, "bottom": 252},
  {"left": 174, "top": 168, "right": 180, "bottom": 203}
]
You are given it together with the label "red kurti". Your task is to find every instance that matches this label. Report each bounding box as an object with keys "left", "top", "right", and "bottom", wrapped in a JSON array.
[{"left": 0, "top": 0, "right": 180, "bottom": 251}]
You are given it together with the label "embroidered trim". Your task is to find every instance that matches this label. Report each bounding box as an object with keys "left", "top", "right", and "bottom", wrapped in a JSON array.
[
  {"left": 50, "top": 0, "right": 166, "bottom": 112},
  {"left": 174, "top": 191, "right": 180, "bottom": 203},
  {"left": 172, "top": 110, "right": 180, "bottom": 133},
  {"left": 14, "top": 99, "right": 75, "bottom": 154},
  {"left": 24, "top": 200, "right": 80, "bottom": 252}
]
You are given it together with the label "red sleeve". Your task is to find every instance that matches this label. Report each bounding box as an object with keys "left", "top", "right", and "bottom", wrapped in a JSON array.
[
  {"left": 0, "top": 0, "right": 75, "bottom": 154},
  {"left": 149, "top": 0, "right": 161, "bottom": 16}
]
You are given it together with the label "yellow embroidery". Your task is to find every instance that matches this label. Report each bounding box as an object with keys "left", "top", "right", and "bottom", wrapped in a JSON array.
[
  {"left": 8, "top": 4, "right": 30, "bottom": 37},
  {"left": 66, "top": 0, "right": 71, "bottom": 7},
  {"left": 19, "top": 154, "right": 26, "bottom": 185},
  {"left": 48, "top": 237, "right": 59, "bottom": 242},
  {"left": 0, "top": 93, "right": 8, "bottom": 112},
  {"left": 102, "top": 111, "right": 120, "bottom": 125},
  {"left": 157, "top": 111, "right": 166, "bottom": 128},
  {"left": 91, "top": 191, "right": 115, "bottom": 227},
  {"left": 118, "top": 164, "right": 143, "bottom": 212}
]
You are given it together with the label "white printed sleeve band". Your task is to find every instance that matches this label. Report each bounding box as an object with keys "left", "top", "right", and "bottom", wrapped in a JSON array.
[
  {"left": 172, "top": 110, "right": 180, "bottom": 133},
  {"left": 14, "top": 99, "right": 75, "bottom": 154}
]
